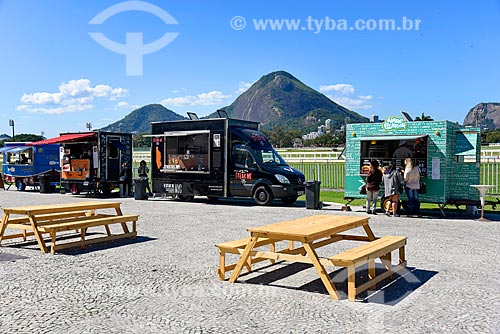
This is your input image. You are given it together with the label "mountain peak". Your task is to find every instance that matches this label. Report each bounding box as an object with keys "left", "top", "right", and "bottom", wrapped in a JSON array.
[
  {"left": 220, "top": 70, "right": 368, "bottom": 131},
  {"left": 463, "top": 102, "right": 500, "bottom": 130}
]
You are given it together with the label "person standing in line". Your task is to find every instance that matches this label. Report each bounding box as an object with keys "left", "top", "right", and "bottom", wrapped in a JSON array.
[
  {"left": 119, "top": 162, "right": 132, "bottom": 197},
  {"left": 138, "top": 160, "right": 153, "bottom": 196},
  {"left": 383, "top": 163, "right": 404, "bottom": 217},
  {"left": 365, "top": 160, "right": 383, "bottom": 214},
  {"left": 404, "top": 158, "right": 421, "bottom": 217}
]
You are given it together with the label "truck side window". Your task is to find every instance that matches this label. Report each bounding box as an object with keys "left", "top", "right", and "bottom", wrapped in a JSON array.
[
  {"left": 234, "top": 147, "right": 246, "bottom": 167},
  {"left": 234, "top": 146, "right": 254, "bottom": 168}
]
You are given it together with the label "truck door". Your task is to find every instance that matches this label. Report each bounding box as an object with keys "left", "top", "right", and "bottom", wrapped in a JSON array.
[
  {"left": 106, "top": 136, "right": 121, "bottom": 181},
  {"left": 230, "top": 145, "right": 256, "bottom": 197}
]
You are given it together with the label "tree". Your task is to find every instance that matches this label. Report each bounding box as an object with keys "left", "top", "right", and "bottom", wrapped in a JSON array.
[
  {"left": 414, "top": 113, "right": 434, "bottom": 121},
  {"left": 132, "top": 133, "right": 150, "bottom": 148},
  {"left": 484, "top": 130, "right": 500, "bottom": 144},
  {"left": 0, "top": 133, "right": 44, "bottom": 147}
]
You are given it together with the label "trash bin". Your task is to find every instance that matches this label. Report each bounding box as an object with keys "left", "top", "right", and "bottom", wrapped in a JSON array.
[
  {"left": 39, "top": 174, "right": 51, "bottom": 194},
  {"left": 133, "top": 177, "right": 148, "bottom": 200},
  {"left": 305, "top": 180, "right": 321, "bottom": 209}
]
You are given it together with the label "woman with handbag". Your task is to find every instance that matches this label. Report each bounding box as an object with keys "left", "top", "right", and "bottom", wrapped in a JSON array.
[
  {"left": 404, "top": 158, "right": 421, "bottom": 217},
  {"left": 383, "top": 163, "right": 404, "bottom": 217},
  {"left": 365, "top": 160, "right": 383, "bottom": 214}
]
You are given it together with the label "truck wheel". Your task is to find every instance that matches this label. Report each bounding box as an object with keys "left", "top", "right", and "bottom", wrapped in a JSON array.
[
  {"left": 282, "top": 196, "right": 298, "bottom": 205},
  {"left": 254, "top": 186, "right": 274, "bottom": 206},
  {"left": 178, "top": 195, "right": 194, "bottom": 202},
  {"left": 207, "top": 196, "right": 219, "bottom": 203}
]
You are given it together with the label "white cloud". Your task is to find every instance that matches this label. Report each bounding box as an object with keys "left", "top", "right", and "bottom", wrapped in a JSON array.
[
  {"left": 236, "top": 81, "right": 253, "bottom": 94},
  {"left": 114, "top": 101, "right": 140, "bottom": 110},
  {"left": 161, "top": 90, "right": 230, "bottom": 106},
  {"left": 17, "top": 79, "right": 128, "bottom": 114},
  {"left": 328, "top": 96, "right": 373, "bottom": 110},
  {"left": 16, "top": 104, "right": 94, "bottom": 115},
  {"left": 319, "top": 84, "right": 355, "bottom": 95},
  {"left": 320, "top": 83, "right": 373, "bottom": 111}
]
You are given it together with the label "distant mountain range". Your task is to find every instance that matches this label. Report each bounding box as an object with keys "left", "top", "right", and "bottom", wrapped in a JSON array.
[
  {"left": 100, "top": 71, "right": 369, "bottom": 134},
  {"left": 101, "top": 104, "right": 185, "bottom": 133},
  {"left": 463, "top": 102, "right": 500, "bottom": 130}
]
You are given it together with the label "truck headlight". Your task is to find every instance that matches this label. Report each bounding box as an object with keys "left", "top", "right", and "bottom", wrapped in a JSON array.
[{"left": 275, "top": 174, "right": 290, "bottom": 184}]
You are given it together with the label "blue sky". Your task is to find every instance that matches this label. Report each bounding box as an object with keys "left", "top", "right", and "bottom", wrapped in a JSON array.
[{"left": 1, "top": 0, "right": 499, "bottom": 138}]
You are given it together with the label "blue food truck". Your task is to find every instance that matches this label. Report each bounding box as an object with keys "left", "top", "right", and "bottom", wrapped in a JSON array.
[{"left": 1, "top": 143, "right": 61, "bottom": 191}]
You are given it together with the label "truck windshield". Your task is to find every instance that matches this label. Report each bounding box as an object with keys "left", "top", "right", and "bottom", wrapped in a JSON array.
[{"left": 250, "top": 147, "right": 287, "bottom": 165}]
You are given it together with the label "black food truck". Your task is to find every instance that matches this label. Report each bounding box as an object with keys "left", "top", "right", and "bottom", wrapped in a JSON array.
[
  {"left": 149, "top": 117, "right": 305, "bottom": 205},
  {"left": 32, "top": 131, "right": 132, "bottom": 195}
]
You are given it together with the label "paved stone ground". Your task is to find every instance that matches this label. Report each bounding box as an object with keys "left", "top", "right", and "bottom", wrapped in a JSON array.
[{"left": 0, "top": 190, "right": 499, "bottom": 333}]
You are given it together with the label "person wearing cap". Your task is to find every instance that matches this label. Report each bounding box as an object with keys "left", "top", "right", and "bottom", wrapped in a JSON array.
[{"left": 393, "top": 140, "right": 413, "bottom": 159}]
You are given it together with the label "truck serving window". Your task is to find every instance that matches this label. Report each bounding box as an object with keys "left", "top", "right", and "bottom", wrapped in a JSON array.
[{"left": 162, "top": 132, "right": 209, "bottom": 173}]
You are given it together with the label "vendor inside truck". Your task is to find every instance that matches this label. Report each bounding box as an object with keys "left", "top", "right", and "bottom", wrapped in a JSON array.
[{"left": 360, "top": 137, "right": 427, "bottom": 176}]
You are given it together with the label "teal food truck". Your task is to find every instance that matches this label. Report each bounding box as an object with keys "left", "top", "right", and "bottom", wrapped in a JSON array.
[{"left": 344, "top": 117, "right": 481, "bottom": 214}]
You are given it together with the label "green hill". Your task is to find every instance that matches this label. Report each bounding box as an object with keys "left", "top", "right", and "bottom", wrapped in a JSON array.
[{"left": 101, "top": 104, "right": 186, "bottom": 134}]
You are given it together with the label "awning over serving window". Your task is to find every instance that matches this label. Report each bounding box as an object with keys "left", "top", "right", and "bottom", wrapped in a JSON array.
[
  {"left": 0, "top": 147, "right": 15, "bottom": 154},
  {"left": 31, "top": 132, "right": 96, "bottom": 145},
  {"left": 2, "top": 146, "right": 31, "bottom": 153},
  {"left": 358, "top": 134, "right": 428, "bottom": 142},
  {"left": 454, "top": 131, "right": 478, "bottom": 156},
  {"left": 144, "top": 130, "right": 210, "bottom": 137}
]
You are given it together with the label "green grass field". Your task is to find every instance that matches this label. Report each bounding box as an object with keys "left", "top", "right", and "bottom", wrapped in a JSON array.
[{"left": 307, "top": 190, "right": 499, "bottom": 213}]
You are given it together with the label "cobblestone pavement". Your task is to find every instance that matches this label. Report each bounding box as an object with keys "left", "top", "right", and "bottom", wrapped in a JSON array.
[{"left": 0, "top": 190, "right": 499, "bottom": 333}]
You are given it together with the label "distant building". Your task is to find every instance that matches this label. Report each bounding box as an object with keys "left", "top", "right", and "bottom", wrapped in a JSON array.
[
  {"left": 325, "top": 119, "right": 332, "bottom": 132},
  {"left": 370, "top": 115, "right": 380, "bottom": 123},
  {"left": 293, "top": 138, "right": 303, "bottom": 148},
  {"left": 318, "top": 125, "right": 326, "bottom": 134},
  {"left": 302, "top": 132, "right": 320, "bottom": 141}
]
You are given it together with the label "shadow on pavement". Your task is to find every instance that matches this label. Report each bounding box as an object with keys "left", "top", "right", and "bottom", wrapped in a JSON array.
[{"left": 241, "top": 261, "right": 437, "bottom": 305}]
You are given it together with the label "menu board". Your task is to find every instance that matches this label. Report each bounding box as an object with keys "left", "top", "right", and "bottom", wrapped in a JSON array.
[{"left": 415, "top": 158, "right": 427, "bottom": 177}]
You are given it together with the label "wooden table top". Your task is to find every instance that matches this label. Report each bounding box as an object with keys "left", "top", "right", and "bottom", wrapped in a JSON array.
[
  {"left": 248, "top": 215, "right": 370, "bottom": 242},
  {"left": 1, "top": 201, "right": 121, "bottom": 215}
]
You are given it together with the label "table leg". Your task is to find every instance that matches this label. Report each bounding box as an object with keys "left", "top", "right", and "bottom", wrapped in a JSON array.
[
  {"left": 303, "top": 242, "right": 340, "bottom": 300},
  {"left": 28, "top": 216, "right": 48, "bottom": 254},
  {"left": 114, "top": 206, "right": 130, "bottom": 234},
  {"left": 229, "top": 235, "right": 259, "bottom": 283},
  {"left": 0, "top": 213, "right": 9, "bottom": 244},
  {"left": 50, "top": 232, "right": 57, "bottom": 255},
  {"left": 362, "top": 224, "right": 376, "bottom": 241}
]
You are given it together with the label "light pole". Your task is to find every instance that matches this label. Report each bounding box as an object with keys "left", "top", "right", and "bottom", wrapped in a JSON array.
[
  {"left": 8, "top": 119, "right": 15, "bottom": 141},
  {"left": 86, "top": 122, "right": 92, "bottom": 131}
]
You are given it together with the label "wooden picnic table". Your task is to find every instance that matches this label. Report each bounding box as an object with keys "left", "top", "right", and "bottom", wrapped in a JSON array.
[
  {"left": 227, "top": 215, "right": 406, "bottom": 301},
  {"left": 0, "top": 201, "right": 138, "bottom": 254}
]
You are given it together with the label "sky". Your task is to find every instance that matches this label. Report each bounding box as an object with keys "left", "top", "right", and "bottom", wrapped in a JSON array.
[{"left": 0, "top": 0, "right": 499, "bottom": 138}]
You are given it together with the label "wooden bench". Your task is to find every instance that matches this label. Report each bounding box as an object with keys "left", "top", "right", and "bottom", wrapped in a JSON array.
[
  {"left": 39, "top": 214, "right": 139, "bottom": 254},
  {"left": 0, "top": 201, "right": 139, "bottom": 254},
  {"left": 216, "top": 237, "right": 278, "bottom": 280},
  {"left": 0, "top": 211, "right": 89, "bottom": 241},
  {"left": 330, "top": 236, "right": 407, "bottom": 301}
]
